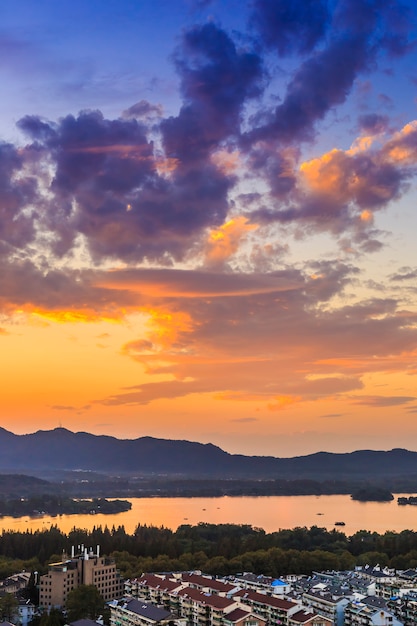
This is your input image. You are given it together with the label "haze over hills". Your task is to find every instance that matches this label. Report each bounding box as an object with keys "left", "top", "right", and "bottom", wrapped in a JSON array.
[{"left": 0, "top": 427, "right": 416, "bottom": 481}]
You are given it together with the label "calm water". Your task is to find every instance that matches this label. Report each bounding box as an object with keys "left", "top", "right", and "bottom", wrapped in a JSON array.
[{"left": 1, "top": 495, "right": 417, "bottom": 536}]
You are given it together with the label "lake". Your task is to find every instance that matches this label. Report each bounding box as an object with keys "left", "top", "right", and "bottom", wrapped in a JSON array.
[{"left": 1, "top": 494, "right": 417, "bottom": 536}]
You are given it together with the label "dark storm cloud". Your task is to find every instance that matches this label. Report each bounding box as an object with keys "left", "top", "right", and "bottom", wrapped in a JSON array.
[
  {"left": 0, "top": 1, "right": 413, "bottom": 270},
  {"left": 0, "top": 141, "right": 37, "bottom": 251},
  {"left": 18, "top": 109, "right": 237, "bottom": 262},
  {"left": 245, "top": 0, "right": 413, "bottom": 146},
  {"left": 249, "top": 0, "right": 330, "bottom": 56},
  {"left": 246, "top": 41, "right": 369, "bottom": 146},
  {"left": 161, "top": 22, "right": 263, "bottom": 162},
  {"left": 15, "top": 22, "right": 265, "bottom": 264}
]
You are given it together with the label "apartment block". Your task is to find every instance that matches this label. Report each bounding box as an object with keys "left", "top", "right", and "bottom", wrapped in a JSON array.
[
  {"left": 344, "top": 597, "right": 402, "bottom": 626},
  {"left": 233, "top": 589, "right": 301, "bottom": 626},
  {"left": 39, "top": 546, "right": 124, "bottom": 610},
  {"left": 302, "top": 589, "right": 349, "bottom": 626},
  {"left": 109, "top": 598, "right": 185, "bottom": 626}
]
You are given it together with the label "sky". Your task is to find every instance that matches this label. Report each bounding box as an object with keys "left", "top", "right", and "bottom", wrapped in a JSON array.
[{"left": 1, "top": 0, "right": 417, "bottom": 457}]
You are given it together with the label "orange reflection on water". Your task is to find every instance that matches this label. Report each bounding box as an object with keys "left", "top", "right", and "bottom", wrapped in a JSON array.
[{"left": 0, "top": 495, "right": 417, "bottom": 536}]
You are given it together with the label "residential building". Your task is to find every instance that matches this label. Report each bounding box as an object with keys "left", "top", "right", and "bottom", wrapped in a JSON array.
[
  {"left": 344, "top": 596, "right": 402, "bottom": 626},
  {"left": 229, "top": 575, "right": 290, "bottom": 597},
  {"left": 39, "top": 546, "right": 123, "bottom": 610},
  {"left": 109, "top": 598, "right": 185, "bottom": 626},
  {"left": 302, "top": 589, "right": 349, "bottom": 626},
  {"left": 223, "top": 608, "right": 267, "bottom": 626},
  {"left": 288, "top": 609, "right": 333, "bottom": 626},
  {"left": 0, "top": 574, "right": 31, "bottom": 596},
  {"left": 233, "top": 589, "right": 301, "bottom": 626},
  {"left": 16, "top": 598, "right": 36, "bottom": 626},
  {"left": 125, "top": 575, "right": 184, "bottom": 609},
  {"left": 175, "top": 586, "right": 240, "bottom": 626},
  {"left": 179, "top": 575, "right": 239, "bottom": 598},
  {"left": 387, "top": 592, "right": 417, "bottom": 626}
]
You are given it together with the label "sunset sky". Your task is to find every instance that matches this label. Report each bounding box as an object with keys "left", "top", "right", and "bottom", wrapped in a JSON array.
[{"left": 1, "top": 0, "right": 417, "bottom": 457}]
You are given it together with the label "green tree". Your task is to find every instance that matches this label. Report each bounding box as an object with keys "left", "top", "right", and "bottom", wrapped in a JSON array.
[
  {"left": 0, "top": 593, "right": 18, "bottom": 622},
  {"left": 39, "top": 608, "right": 65, "bottom": 626},
  {"left": 66, "top": 585, "right": 109, "bottom": 624},
  {"left": 22, "top": 570, "right": 40, "bottom": 605}
]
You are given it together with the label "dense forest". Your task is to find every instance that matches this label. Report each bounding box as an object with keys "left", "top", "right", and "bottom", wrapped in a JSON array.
[
  {"left": 40, "top": 477, "right": 417, "bottom": 498},
  {"left": 3, "top": 473, "right": 417, "bottom": 500},
  {"left": 2, "top": 523, "right": 417, "bottom": 580}
]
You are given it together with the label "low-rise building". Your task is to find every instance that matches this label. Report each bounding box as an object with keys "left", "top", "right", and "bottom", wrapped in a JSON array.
[
  {"left": 175, "top": 586, "right": 240, "bottom": 626},
  {"left": 16, "top": 598, "right": 36, "bottom": 626},
  {"left": 223, "top": 607, "right": 267, "bottom": 626},
  {"left": 288, "top": 609, "right": 333, "bottom": 626},
  {"left": 110, "top": 598, "right": 185, "bottom": 626},
  {"left": 233, "top": 589, "right": 301, "bottom": 626},
  {"left": 302, "top": 589, "right": 349, "bottom": 626},
  {"left": 344, "top": 596, "right": 402, "bottom": 626},
  {"left": 223, "top": 575, "right": 290, "bottom": 597},
  {"left": 126, "top": 575, "right": 184, "bottom": 609},
  {"left": 179, "top": 575, "right": 239, "bottom": 598}
]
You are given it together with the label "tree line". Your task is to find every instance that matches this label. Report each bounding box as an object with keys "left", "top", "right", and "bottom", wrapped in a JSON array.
[{"left": 2, "top": 523, "right": 417, "bottom": 579}]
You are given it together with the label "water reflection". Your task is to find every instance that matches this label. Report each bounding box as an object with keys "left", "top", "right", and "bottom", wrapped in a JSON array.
[{"left": 0, "top": 495, "right": 416, "bottom": 535}]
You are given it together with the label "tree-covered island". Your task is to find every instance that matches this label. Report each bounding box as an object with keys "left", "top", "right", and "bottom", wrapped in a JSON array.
[
  {"left": 351, "top": 487, "right": 394, "bottom": 502},
  {"left": 0, "top": 496, "right": 131, "bottom": 518}
]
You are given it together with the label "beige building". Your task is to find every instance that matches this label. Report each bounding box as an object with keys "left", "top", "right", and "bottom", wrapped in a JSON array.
[
  {"left": 110, "top": 598, "right": 185, "bottom": 626},
  {"left": 39, "top": 546, "right": 124, "bottom": 610}
]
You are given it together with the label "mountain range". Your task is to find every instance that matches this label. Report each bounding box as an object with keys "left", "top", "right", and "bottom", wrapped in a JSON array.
[{"left": 0, "top": 427, "right": 416, "bottom": 481}]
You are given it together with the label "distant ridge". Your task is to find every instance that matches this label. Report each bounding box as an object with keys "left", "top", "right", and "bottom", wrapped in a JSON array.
[{"left": 0, "top": 427, "right": 416, "bottom": 480}]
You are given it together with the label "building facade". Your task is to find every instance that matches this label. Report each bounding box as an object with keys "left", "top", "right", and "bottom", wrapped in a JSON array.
[{"left": 39, "top": 547, "right": 123, "bottom": 610}]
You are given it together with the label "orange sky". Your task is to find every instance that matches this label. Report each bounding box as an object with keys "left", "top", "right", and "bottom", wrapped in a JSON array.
[{"left": 1, "top": 0, "right": 417, "bottom": 456}]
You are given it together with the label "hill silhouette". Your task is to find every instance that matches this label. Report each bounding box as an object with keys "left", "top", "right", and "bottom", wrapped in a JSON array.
[{"left": 0, "top": 427, "right": 416, "bottom": 480}]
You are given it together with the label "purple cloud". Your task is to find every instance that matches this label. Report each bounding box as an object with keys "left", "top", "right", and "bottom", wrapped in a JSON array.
[
  {"left": 358, "top": 113, "right": 390, "bottom": 135},
  {"left": 250, "top": 0, "right": 330, "bottom": 56},
  {"left": 161, "top": 22, "right": 263, "bottom": 162}
]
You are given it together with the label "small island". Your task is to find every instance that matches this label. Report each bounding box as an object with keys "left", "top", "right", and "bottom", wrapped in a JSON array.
[
  {"left": 0, "top": 496, "right": 132, "bottom": 518},
  {"left": 351, "top": 487, "right": 394, "bottom": 502},
  {"left": 398, "top": 496, "right": 417, "bottom": 505}
]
